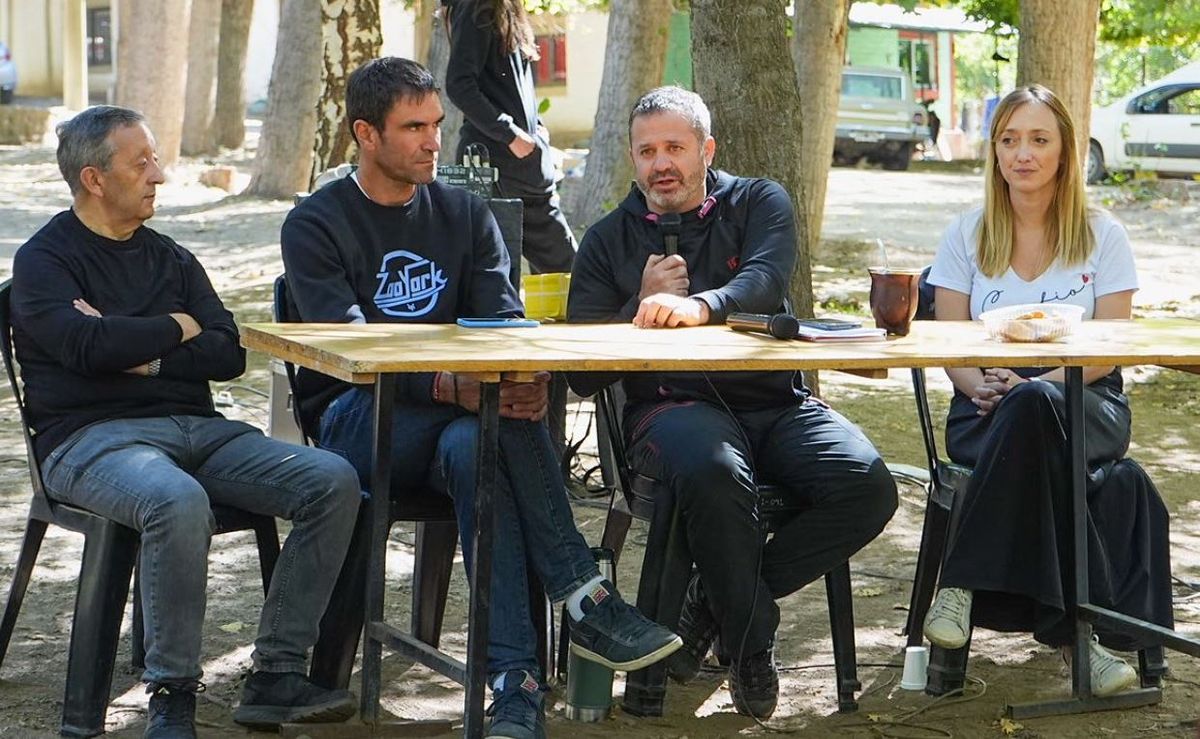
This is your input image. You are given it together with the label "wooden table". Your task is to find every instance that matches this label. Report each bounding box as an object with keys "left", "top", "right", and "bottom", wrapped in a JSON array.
[{"left": 242, "top": 318, "right": 1200, "bottom": 731}]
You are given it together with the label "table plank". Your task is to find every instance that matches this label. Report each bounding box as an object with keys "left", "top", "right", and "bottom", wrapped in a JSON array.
[{"left": 242, "top": 319, "right": 1200, "bottom": 381}]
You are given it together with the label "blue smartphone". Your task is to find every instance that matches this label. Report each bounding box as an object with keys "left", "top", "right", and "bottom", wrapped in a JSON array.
[{"left": 456, "top": 317, "right": 540, "bottom": 328}]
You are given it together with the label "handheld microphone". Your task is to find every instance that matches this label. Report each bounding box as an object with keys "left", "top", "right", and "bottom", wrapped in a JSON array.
[
  {"left": 658, "top": 212, "right": 681, "bottom": 256},
  {"left": 727, "top": 312, "right": 800, "bottom": 340}
]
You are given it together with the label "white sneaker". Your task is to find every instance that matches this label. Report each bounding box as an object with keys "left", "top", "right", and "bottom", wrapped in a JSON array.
[
  {"left": 1089, "top": 637, "right": 1138, "bottom": 697},
  {"left": 923, "top": 588, "right": 972, "bottom": 649}
]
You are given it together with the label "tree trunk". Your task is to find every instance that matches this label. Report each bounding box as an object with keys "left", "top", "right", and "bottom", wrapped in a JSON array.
[
  {"left": 214, "top": 0, "right": 255, "bottom": 149},
  {"left": 1017, "top": 0, "right": 1100, "bottom": 163},
  {"left": 115, "top": 0, "right": 192, "bottom": 168},
  {"left": 567, "top": 0, "right": 672, "bottom": 232},
  {"left": 246, "top": 0, "right": 322, "bottom": 198},
  {"left": 690, "top": 0, "right": 813, "bottom": 319},
  {"left": 427, "top": 8, "right": 462, "bottom": 162},
  {"left": 310, "top": 0, "right": 383, "bottom": 186},
  {"left": 790, "top": 0, "right": 850, "bottom": 299},
  {"left": 413, "top": 0, "right": 434, "bottom": 65},
  {"left": 182, "top": 0, "right": 222, "bottom": 156}
]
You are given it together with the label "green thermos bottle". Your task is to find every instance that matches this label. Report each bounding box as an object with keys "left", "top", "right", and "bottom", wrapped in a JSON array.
[{"left": 565, "top": 547, "right": 615, "bottom": 721}]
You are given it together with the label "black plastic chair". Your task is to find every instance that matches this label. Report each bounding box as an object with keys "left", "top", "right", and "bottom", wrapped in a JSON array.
[
  {"left": 901, "top": 266, "right": 973, "bottom": 653},
  {"left": 271, "top": 276, "right": 554, "bottom": 689},
  {"left": 902, "top": 268, "right": 1167, "bottom": 694},
  {"left": 0, "top": 279, "right": 281, "bottom": 737},
  {"left": 591, "top": 383, "right": 861, "bottom": 716}
]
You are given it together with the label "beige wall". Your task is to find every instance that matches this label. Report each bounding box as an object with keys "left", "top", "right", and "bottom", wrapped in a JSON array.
[
  {"left": 1, "top": 0, "right": 65, "bottom": 97},
  {"left": 0, "top": 0, "right": 113, "bottom": 100},
  {"left": 538, "top": 11, "right": 605, "bottom": 146}
]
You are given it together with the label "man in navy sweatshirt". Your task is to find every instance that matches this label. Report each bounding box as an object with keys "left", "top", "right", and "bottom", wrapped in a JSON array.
[
  {"left": 280, "top": 57, "right": 680, "bottom": 739},
  {"left": 11, "top": 106, "right": 363, "bottom": 737},
  {"left": 567, "top": 87, "right": 898, "bottom": 720}
]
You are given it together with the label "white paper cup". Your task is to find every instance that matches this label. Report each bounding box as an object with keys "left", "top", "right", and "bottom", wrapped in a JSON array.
[{"left": 899, "top": 645, "right": 929, "bottom": 690}]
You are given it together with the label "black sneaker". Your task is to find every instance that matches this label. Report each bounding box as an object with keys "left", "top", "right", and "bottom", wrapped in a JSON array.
[
  {"left": 667, "top": 573, "right": 720, "bottom": 684},
  {"left": 485, "top": 670, "right": 546, "bottom": 739},
  {"left": 144, "top": 684, "right": 198, "bottom": 739},
  {"left": 569, "top": 579, "right": 683, "bottom": 671},
  {"left": 232, "top": 671, "right": 356, "bottom": 730},
  {"left": 730, "top": 642, "right": 779, "bottom": 719}
]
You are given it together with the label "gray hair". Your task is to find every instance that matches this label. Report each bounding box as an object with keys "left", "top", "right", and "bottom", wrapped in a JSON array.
[
  {"left": 56, "top": 106, "right": 147, "bottom": 195},
  {"left": 628, "top": 86, "right": 712, "bottom": 142}
]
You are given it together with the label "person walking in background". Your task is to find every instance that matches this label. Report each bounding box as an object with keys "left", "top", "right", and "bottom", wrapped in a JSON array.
[
  {"left": 441, "top": 0, "right": 576, "bottom": 463},
  {"left": 441, "top": 0, "right": 575, "bottom": 274}
]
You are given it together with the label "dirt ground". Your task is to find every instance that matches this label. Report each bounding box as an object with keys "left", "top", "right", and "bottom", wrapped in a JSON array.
[{"left": 1, "top": 127, "right": 1200, "bottom": 739}]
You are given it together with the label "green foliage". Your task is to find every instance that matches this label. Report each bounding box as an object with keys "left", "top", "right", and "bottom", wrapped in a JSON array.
[
  {"left": 526, "top": 0, "right": 606, "bottom": 13},
  {"left": 928, "top": 0, "right": 1200, "bottom": 46},
  {"left": 1094, "top": 41, "right": 1200, "bottom": 106},
  {"left": 953, "top": 30, "right": 1017, "bottom": 101},
  {"left": 1101, "top": 0, "right": 1200, "bottom": 46}
]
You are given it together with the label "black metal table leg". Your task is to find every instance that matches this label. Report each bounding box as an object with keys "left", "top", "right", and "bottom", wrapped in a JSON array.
[
  {"left": 1006, "top": 366, "right": 1161, "bottom": 718},
  {"left": 1067, "top": 365, "right": 1093, "bottom": 699},
  {"left": 463, "top": 381, "right": 499, "bottom": 738},
  {"left": 361, "top": 374, "right": 396, "bottom": 724}
]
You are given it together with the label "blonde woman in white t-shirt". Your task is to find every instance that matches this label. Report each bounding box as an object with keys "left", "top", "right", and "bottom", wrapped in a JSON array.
[{"left": 923, "top": 85, "right": 1172, "bottom": 697}]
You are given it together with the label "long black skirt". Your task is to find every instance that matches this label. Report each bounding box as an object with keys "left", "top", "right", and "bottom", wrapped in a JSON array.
[{"left": 939, "top": 377, "right": 1173, "bottom": 650}]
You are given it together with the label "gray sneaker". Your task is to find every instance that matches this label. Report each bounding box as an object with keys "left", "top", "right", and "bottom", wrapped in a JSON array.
[
  {"left": 1089, "top": 637, "right": 1138, "bottom": 697},
  {"left": 923, "top": 587, "right": 972, "bottom": 649},
  {"left": 569, "top": 579, "right": 683, "bottom": 671},
  {"left": 485, "top": 670, "right": 545, "bottom": 739}
]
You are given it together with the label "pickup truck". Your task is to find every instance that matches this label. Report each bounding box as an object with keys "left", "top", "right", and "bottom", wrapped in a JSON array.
[{"left": 834, "top": 66, "right": 928, "bottom": 171}]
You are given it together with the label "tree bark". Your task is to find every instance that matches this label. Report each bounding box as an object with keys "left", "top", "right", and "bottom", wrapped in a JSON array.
[
  {"left": 690, "top": 0, "right": 813, "bottom": 320},
  {"left": 1017, "top": 0, "right": 1100, "bottom": 163},
  {"left": 427, "top": 7, "right": 462, "bottom": 162},
  {"left": 182, "top": 0, "right": 222, "bottom": 156},
  {"left": 115, "top": 0, "right": 192, "bottom": 168},
  {"left": 790, "top": 0, "right": 850, "bottom": 301},
  {"left": 413, "top": 0, "right": 434, "bottom": 65},
  {"left": 567, "top": 0, "right": 672, "bottom": 232},
  {"left": 309, "top": 0, "right": 383, "bottom": 186},
  {"left": 246, "top": 0, "right": 322, "bottom": 198},
  {"left": 214, "top": 0, "right": 255, "bottom": 149}
]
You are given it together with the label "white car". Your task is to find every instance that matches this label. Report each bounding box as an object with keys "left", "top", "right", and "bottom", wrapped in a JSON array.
[{"left": 1088, "top": 61, "right": 1200, "bottom": 184}]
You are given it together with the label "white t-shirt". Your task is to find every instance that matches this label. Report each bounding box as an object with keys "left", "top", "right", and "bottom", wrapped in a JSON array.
[{"left": 927, "top": 206, "right": 1138, "bottom": 319}]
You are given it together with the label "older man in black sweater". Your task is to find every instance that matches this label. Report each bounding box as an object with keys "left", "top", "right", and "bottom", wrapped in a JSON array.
[{"left": 12, "top": 106, "right": 362, "bottom": 737}]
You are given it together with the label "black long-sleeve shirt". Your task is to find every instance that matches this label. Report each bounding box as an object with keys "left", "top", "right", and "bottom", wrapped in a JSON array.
[
  {"left": 444, "top": 0, "right": 555, "bottom": 196},
  {"left": 567, "top": 170, "right": 806, "bottom": 408},
  {"left": 281, "top": 176, "right": 522, "bottom": 432},
  {"left": 12, "top": 210, "right": 244, "bottom": 462}
]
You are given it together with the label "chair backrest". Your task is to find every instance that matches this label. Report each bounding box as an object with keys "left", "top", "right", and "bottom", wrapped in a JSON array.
[
  {"left": 915, "top": 265, "right": 937, "bottom": 321},
  {"left": 594, "top": 383, "right": 638, "bottom": 513},
  {"left": 0, "top": 279, "right": 48, "bottom": 498},
  {"left": 272, "top": 274, "right": 315, "bottom": 445},
  {"left": 909, "top": 265, "right": 968, "bottom": 498}
]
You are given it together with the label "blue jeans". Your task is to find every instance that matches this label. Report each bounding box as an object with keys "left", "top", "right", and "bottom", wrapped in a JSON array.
[
  {"left": 41, "top": 415, "right": 361, "bottom": 686},
  {"left": 318, "top": 388, "right": 599, "bottom": 677}
]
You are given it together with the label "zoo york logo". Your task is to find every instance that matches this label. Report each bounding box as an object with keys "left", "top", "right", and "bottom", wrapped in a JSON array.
[{"left": 374, "top": 250, "right": 448, "bottom": 318}]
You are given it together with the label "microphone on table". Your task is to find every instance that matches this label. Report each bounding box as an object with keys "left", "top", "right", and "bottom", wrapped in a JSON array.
[
  {"left": 658, "top": 212, "right": 682, "bottom": 256},
  {"left": 726, "top": 312, "right": 800, "bottom": 340}
]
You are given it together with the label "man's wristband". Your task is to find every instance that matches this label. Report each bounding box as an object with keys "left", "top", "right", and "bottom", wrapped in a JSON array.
[{"left": 147, "top": 358, "right": 162, "bottom": 377}]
